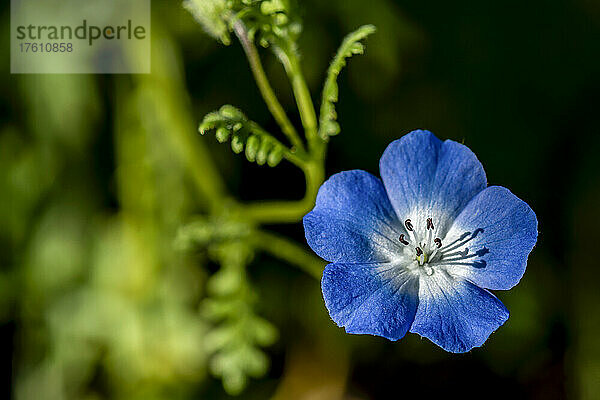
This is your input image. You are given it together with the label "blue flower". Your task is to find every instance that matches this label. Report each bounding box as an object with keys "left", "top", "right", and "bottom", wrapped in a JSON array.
[{"left": 303, "top": 130, "right": 538, "bottom": 353}]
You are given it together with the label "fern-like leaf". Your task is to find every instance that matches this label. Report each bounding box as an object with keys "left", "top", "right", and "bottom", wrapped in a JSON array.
[
  {"left": 183, "top": 0, "right": 232, "bottom": 45},
  {"left": 183, "top": 0, "right": 301, "bottom": 54},
  {"left": 176, "top": 220, "right": 278, "bottom": 395},
  {"left": 318, "top": 24, "right": 376, "bottom": 140},
  {"left": 199, "top": 105, "right": 288, "bottom": 167},
  {"left": 202, "top": 241, "right": 278, "bottom": 395}
]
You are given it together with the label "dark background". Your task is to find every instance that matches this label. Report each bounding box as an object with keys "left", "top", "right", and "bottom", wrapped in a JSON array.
[{"left": 1, "top": 0, "right": 599, "bottom": 399}]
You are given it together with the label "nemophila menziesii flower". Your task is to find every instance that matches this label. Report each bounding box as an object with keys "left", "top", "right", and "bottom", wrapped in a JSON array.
[{"left": 303, "top": 130, "right": 538, "bottom": 353}]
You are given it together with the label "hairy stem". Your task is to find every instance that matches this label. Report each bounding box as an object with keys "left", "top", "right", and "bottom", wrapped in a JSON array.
[
  {"left": 277, "top": 48, "right": 319, "bottom": 150},
  {"left": 232, "top": 20, "right": 304, "bottom": 151},
  {"left": 239, "top": 45, "right": 325, "bottom": 224}
]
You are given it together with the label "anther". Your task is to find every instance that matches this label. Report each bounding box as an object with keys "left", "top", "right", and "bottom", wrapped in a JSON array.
[
  {"left": 404, "top": 219, "right": 413, "bottom": 231},
  {"left": 427, "top": 218, "right": 434, "bottom": 230},
  {"left": 399, "top": 234, "right": 409, "bottom": 245},
  {"left": 434, "top": 238, "right": 442, "bottom": 248},
  {"left": 415, "top": 247, "right": 423, "bottom": 256}
]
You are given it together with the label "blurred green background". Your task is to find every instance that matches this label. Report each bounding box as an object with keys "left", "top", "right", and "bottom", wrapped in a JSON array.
[{"left": 2, "top": 0, "right": 600, "bottom": 399}]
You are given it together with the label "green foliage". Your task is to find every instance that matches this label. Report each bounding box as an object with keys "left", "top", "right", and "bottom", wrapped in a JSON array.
[
  {"left": 176, "top": 217, "right": 252, "bottom": 250},
  {"left": 318, "top": 25, "right": 376, "bottom": 140},
  {"left": 235, "top": 0, "right": 301, "bottom": 54},
  {"left": 199, "top": 105, "right": 287, "bottom": 167},
  {"left": 8, "top": 38, "right": 212, "bottom": 399},
  {"left": 182, "top": 6, "right": 377, "bottom": 398},
  {"left": 207, "top": 244, "right": 278, "bottom": 393},
  {"left": 203, "top": 241, "right": 277, "bottom": 395},
  {"left": 184, "top": 0, "right": 301, "bottom": 56},
  {"left": 177, "top": 219, "right": 278, "bottom": 395},
  {"left": 183, "top": 0, "right": 231, "bottom": 45}
]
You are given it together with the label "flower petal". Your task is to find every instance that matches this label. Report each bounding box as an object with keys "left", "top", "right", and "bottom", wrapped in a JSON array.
[
  {"left": 409, "top": 271, "right": 509, "bottom": 353},
  {"left": 322, "top": 263, "right": 419, "bottom": 341},
  {"left": 303, "top": 170, "right": 402, "bottom": 263},
  {"left": 443, "top": 186, "right": 538, "bottom": 290},
  {"left": 379, "top": 130, "right": 487, "bottom": 235}
]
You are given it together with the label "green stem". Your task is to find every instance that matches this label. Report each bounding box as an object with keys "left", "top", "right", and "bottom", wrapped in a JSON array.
[
  {"left": 232, "top": 20, "right": 304, "bottom": 151},
  {"left": 251, "top": 230, "right": 325, "bottom": 279},
  {"left": 237, "top": 44, "right": 326, "bottom": 224},
  {"left": 277, "top": 48, "right": 319, "bottom": 150}
]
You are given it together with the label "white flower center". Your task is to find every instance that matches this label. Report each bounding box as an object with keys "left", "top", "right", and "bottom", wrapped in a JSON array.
[{"left": 397, "top": 217, "right": 486, "bottom": 276}]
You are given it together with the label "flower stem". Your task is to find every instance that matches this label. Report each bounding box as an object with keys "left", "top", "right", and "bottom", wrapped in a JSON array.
[
  {"left": 238, "top": 45, "right": 325, "bottom": 225},
  {"left": 232, "top": 20, "right": 305, "bottom": 151}
]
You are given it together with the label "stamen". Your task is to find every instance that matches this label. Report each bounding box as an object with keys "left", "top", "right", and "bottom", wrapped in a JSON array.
[
  {"left": 439, "top": 260, "right": 487, "bottom": 268},
  {"left": 434, "top": 238, "right": 442, "bottom": 248},
  {"left": 437, "top": 232, "right": 470, "bottom": 252},
  {"left": 427, "top": 218, "right": 434, "bottom": 230},
  {"left": 404, "top": 219, "right": 413, "bottom": 231},
  {"left": 398, "top": 234, "right": 409, "bottom": 245},
  {"left": 437, "top": 229, "right": 483, "bottom": 253},
  {"left": 415, "top": 247, "right": 423, "bottom": 257},
  {"left": 440, "top": 250, "right": 477, "bottom": 262}
]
